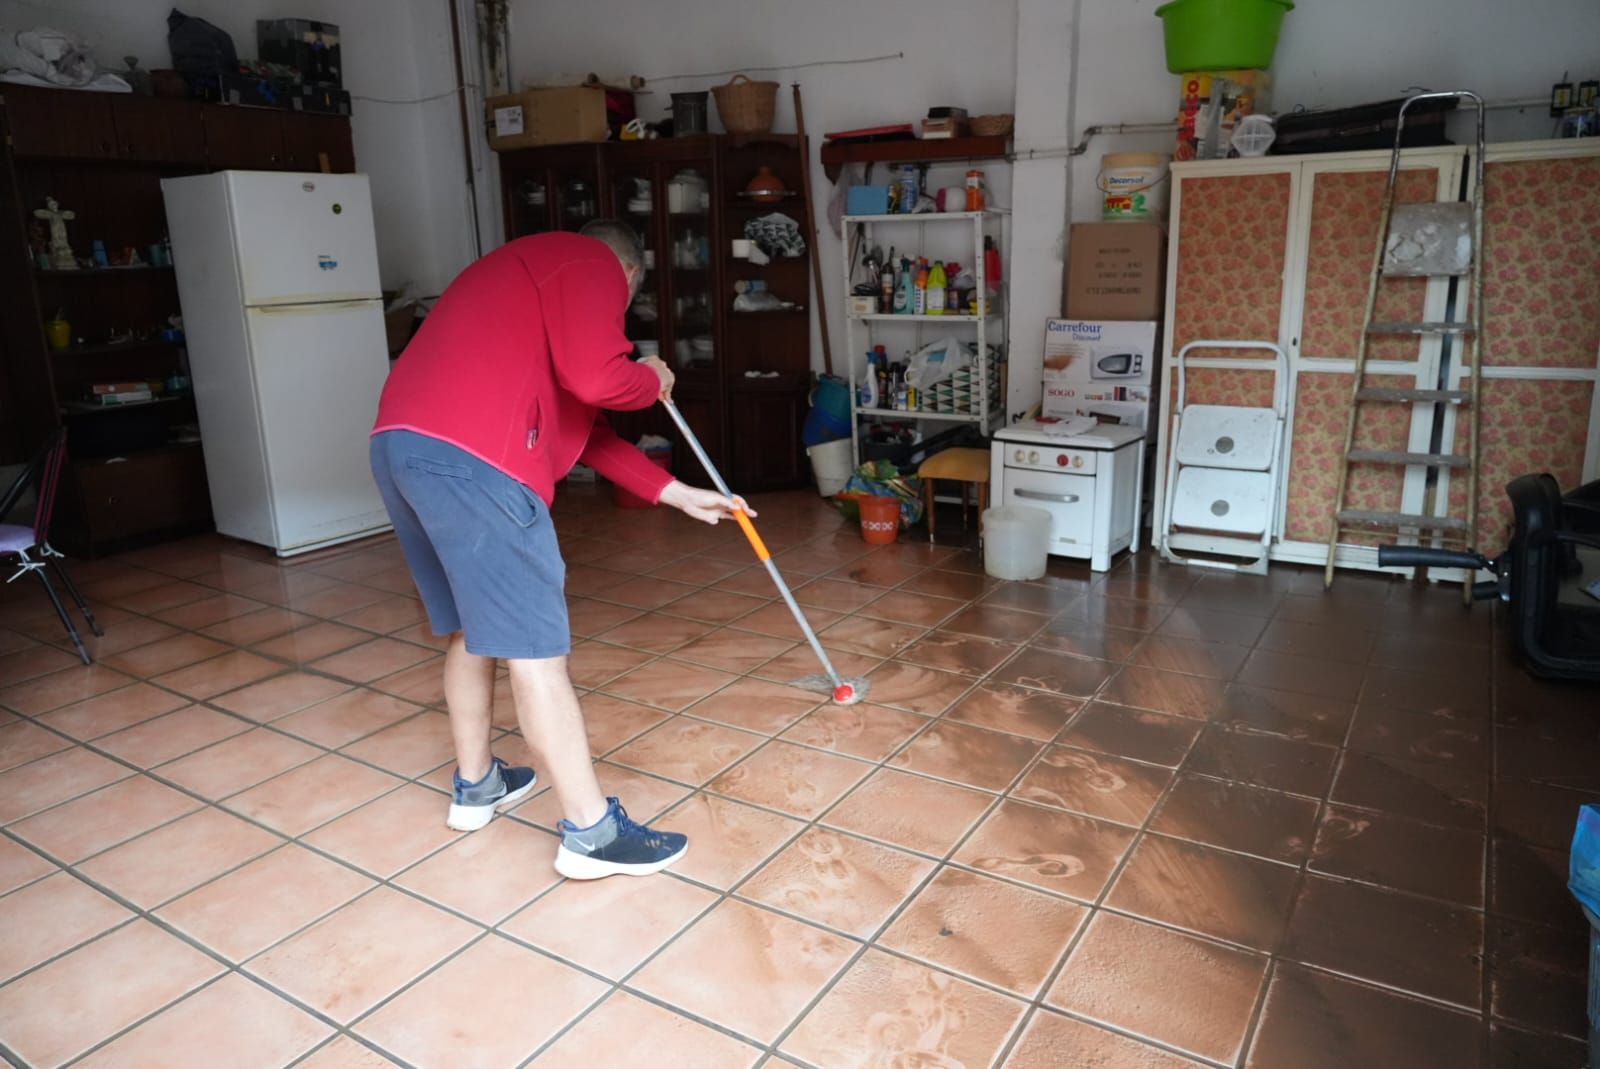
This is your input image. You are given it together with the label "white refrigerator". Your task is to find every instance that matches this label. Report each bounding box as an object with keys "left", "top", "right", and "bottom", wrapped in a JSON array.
[{"left": 162, "top": 171, "right": 392, "bottom": 556}]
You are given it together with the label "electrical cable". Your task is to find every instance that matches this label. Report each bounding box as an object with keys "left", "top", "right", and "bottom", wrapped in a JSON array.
[
  {"left": 351, "top": 85, "right": 475, "bottom": 105},
  {"left": 639, "top": 51, "right": 903, "bottom": 84}
]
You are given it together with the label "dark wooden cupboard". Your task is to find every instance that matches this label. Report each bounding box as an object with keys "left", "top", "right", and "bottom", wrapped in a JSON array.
[
  {"left": 0, "top": 87, "right": 358, "bottom": 553},
  {"left": 497, "top": 134, "right": 814, "bottom": 493}
]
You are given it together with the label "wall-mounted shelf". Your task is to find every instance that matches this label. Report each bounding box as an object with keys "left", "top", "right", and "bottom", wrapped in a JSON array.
[{"left": 821, "top": 134, "right": 1010, "bottom": 182}]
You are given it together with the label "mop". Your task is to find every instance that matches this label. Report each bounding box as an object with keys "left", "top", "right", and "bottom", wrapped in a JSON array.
[{"left": 660, "top": 398, "right": 868, "bottom": 705}]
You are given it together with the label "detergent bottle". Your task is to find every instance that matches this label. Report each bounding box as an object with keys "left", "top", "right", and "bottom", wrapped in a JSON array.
[
  {"left": 926, "top": 261, "right": 948, "bottom": 315},
  {"left": 893, "top": 257, "right": 914, "bottom": 314}
]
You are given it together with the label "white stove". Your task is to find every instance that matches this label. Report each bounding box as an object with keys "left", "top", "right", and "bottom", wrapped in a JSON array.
[{"left": 990, "top": 419, "right": 1145, "bottom": 571}]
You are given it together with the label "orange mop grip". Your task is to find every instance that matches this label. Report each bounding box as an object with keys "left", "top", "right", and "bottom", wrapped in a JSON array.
[{"left": 733, "top": 509, "right": 770, "bottom": 561}]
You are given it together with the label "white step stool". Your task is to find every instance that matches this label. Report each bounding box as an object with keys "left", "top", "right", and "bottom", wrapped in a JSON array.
[{"left": 1160, "top": 341, "right": 1288, "bottom": 574}]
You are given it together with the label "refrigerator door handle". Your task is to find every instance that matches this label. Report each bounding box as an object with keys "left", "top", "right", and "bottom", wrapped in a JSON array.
[{"left": 251, "top": 299, "right": 381, "bottom": 314}]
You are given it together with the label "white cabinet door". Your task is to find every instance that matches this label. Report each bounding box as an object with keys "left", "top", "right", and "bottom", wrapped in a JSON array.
[
  {"left": 245, "top": 300, "right": 391, "bottom": 552},
  {"left": 226, "top": 171, "right": 380, "bottom": 305}
]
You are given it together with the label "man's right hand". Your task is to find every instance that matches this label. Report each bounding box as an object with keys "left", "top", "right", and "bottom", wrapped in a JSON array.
[{"left": 639, "top": 355, "right": 674, "bottom": 400}]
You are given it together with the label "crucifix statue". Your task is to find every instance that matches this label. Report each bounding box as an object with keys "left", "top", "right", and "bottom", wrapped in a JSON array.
[{"left": 33, "top": 197, "right": 77, "bottom": 270}]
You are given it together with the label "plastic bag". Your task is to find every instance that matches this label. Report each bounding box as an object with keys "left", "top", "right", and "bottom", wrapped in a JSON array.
[
  {"left": 1570, "top": 804, "right": 1600, "bottom": 921},
  {"left": 904, "top": 335, "right": 970, "bottom": 390},
  {"left": 167, "top": 8, "right": 238, "bottom": 77},
  {"left": 837, "top": 459, "right": 923, "bottom": 527}
]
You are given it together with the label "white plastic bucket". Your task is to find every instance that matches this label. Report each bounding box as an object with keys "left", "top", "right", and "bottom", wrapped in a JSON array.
[
  {"left": 807, "top": 438, "right": 853, "bottom": 497},
  {"left": 1099, "top": 152, "right": 1170, "bottom": 222},
  {"left": 982, "top": 505, "right": 1052, "bottom": 581}
]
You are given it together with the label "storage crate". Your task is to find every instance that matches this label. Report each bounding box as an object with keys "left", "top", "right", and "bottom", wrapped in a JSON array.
[{"left": 258, "top": 19, "right": 342, "bottom": 87}]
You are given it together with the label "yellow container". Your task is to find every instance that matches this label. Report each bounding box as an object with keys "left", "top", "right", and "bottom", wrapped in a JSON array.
[{"left": 45, "top": 318, "right": 70, "bottom": 351}]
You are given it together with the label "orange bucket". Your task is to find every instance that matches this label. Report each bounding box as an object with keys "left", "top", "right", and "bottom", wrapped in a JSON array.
[{"left": 857, "top": 495, "right": 900, "bottom": 545}]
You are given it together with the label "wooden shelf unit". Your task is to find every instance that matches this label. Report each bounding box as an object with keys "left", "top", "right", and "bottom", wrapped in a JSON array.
[
  {"left": 819, "top": 133, "right": 1009, "bottom": 182},
  {"left": 0, "top": 84, "right": 356, "bottom": 555},
  {"left": 496, "top": 133, "right": 813, "bottom": 493}
]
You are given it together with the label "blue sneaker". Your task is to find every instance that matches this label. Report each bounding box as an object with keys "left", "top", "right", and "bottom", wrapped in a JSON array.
[
  {"left": 446, "top": 757, "right": 538, "bottom": 831},
  {"left": 554, "top": 797, "right": 688, "bottom": 879}
]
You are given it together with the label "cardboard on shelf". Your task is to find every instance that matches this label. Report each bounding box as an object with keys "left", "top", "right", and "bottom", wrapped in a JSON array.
[{"left": 486, "top": 87, "right": 608, "bottom": 151}]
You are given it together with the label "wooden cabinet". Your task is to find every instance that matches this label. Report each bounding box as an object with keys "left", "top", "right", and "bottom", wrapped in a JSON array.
[
  {"left": 203, "top": 107, "right": 357, "bottom": 173},
  {"left": 498, "top": 134, "right": 813, "bottom": 493},
  {"left": 1, "top": 85, "right": 116, "bottom": 160},
  {"left": 202, "top": 105, "right": 287, "bottom": 169},
  {"left": 62, "top": 445, "right": 212, "bottom": 552},
  {"left": 728, "top": 383, "right": 809, "bottom": 492},
  {"left": 110, "top": 96, "right": 206, "bottom": 164},
  {"left": 0, "top": 88, "right": 357, "bottom": 553},
  {"left": 281, "top": 114, "right": 355, "bottom": 172}
]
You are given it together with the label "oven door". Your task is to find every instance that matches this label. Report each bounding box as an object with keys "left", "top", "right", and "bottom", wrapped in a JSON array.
[{"left": 1002, "top": 467, "right": 1097, "bottom": 556}]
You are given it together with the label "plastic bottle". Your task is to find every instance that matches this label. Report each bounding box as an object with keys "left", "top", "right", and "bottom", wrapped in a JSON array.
[
  {"left": 898, "top": 165, "right": 922, "bottom": 214},
  {"left": 913, "top": 261, "right": 929, "bottom": 315},
  {"left": 859, "top": 351, "right": 878, "bottom": 408},
  {"left": 926, "top": 261, "right": 948, "bottom": 315},
  {"left": 965, "top": 170, "right": 986, "bottom": 212},
  {"left": 893, "top": 258, "right": 914, "bottom": 314},
  {"left": 984, "top": 236, "right": 1002, "bottom": 291}
]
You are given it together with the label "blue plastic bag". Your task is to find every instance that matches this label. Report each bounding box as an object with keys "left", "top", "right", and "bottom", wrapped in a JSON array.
[{"left": 1569, "top": 804, "right": 1600, "bottom": 920}]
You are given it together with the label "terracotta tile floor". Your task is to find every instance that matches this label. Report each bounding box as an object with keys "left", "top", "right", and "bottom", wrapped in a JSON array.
[{"left": 0, "top": 486, "right": 1596, "bottom": 1068}]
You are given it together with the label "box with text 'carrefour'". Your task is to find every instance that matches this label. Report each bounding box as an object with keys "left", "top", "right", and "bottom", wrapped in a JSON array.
[{"left": 1042, "top": 319, "right": 1158, "bottom": 426}]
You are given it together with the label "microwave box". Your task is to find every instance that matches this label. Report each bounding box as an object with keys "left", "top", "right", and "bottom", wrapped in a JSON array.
[
  {"left": 1064, "top": 223, "right": 1167, "bottom": 321},
  {"left": 1043, "top": 319, "right": 1159, "bottom": 425},
  {"left": 486, "top": 87, "right": 609, "bottom": 151}
]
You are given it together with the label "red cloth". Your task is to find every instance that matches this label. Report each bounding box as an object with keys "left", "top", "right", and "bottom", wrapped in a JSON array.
[{"left": 372, "top": 232, "right": 673, "bottom": 507}]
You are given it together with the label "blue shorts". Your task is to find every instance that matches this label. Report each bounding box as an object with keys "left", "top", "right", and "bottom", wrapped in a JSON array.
[{"left": 370, "top": 430, "right": 570, "bottom": 660}]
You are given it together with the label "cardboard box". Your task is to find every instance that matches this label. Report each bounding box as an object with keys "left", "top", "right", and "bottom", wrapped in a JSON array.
[
  {"left": 1064, "top": 223, "right": 1167, "bottom": 321},
  {"left": 1042, "top": 319, "right": 1158, "bottom": 428},
  {"left": 486, "top": 87, "right": 608, "bottom": 151}
]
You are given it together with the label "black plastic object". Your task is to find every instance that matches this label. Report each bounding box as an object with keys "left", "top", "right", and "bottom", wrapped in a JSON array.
[
  {"left": 1272, "top": 96, "right": 1456, "bottom": 155},
  {"left": 167, "top": 9, "right": 238, "bottom": 78},
  {"left": 670, "top": 93, "right": 708, "bottom": 136},
  {"left": 1378, "top": 473, "right": 1600, "bottom": 681},
  {"left": 1503, "top": 474, "right": 1600, "bottom": 681},
  {"left": 1376, "top": 545, "right": 1490, "bottom": 572}
]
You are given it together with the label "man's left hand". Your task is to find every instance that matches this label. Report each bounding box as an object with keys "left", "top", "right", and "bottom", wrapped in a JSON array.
[{"left": 659, "top": 481, "right": 755, "bottom": 525}]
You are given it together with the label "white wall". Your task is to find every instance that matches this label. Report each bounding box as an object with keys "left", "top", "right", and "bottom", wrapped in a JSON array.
[{"left": 0, "top": 0, "right": 469, "bottom": 296}]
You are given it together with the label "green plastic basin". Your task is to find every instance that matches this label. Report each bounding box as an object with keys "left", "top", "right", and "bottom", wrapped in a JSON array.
[{"left": 1154, "top": 0, "right": 1293, "bottom": 74}]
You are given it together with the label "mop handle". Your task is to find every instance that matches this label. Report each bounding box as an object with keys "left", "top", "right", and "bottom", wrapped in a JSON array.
[{"left": 659, "top": 398, "right": 845, "bottom": 688}]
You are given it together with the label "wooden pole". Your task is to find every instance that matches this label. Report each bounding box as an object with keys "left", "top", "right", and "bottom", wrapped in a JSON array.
[{"left": 791, "top": 82, "right": 834, "bottom": 378}]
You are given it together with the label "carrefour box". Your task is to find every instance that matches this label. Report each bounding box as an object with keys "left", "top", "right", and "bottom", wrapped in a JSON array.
[{"left": 1042, "top": 319, "right": 1158, "bottom": 426}]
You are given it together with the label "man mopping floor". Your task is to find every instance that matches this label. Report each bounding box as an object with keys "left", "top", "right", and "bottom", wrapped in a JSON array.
[{"left": 370, "top": 221, "right": 746, "bottom": 879}]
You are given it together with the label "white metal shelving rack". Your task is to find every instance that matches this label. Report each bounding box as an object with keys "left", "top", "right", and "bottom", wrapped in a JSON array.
[{"left": 843, "top": 211, "right": 1008, "bottom": 463}]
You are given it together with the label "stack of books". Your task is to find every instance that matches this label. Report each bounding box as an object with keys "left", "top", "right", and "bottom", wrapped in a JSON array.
[{"left": 88, "top": 382, "right": 155, "bottom": 405}]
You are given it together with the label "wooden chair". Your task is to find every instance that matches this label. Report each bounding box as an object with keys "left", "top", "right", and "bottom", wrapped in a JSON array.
[{"left": 917, "top": 447, "right": 991, "bottom": 546}]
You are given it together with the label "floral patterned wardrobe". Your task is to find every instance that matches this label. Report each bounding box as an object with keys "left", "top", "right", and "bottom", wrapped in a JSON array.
[{"left": 1151, "top": 139, "right": 1600, "bottom": 573}]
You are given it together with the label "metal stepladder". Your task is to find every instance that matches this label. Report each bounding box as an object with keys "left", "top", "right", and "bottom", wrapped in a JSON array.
[{"left": 1323, "top": 91, "right": 1487, "bottom": 603}]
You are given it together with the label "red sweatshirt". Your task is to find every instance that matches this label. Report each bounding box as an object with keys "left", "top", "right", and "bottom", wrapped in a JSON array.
[{"left": 372, "top": 233, "right": 673, "bottom": 507}]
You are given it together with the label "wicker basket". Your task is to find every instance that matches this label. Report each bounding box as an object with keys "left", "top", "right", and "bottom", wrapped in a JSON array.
[
  {"left": 712, "top": 74, "right": 778, "bottom": 134},
  {"left": 971, "top": 113, "right": 1015, "bottom": 138}
]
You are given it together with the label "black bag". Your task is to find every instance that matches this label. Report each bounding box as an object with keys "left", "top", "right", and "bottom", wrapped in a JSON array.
[{"left": 166, "top": 8, "right": 238, "bottom": 77}]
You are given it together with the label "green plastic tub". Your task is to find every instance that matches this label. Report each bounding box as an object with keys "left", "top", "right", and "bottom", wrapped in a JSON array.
[{"left": 1154, "top": 0, "right": 1294, "bottom": 74}]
